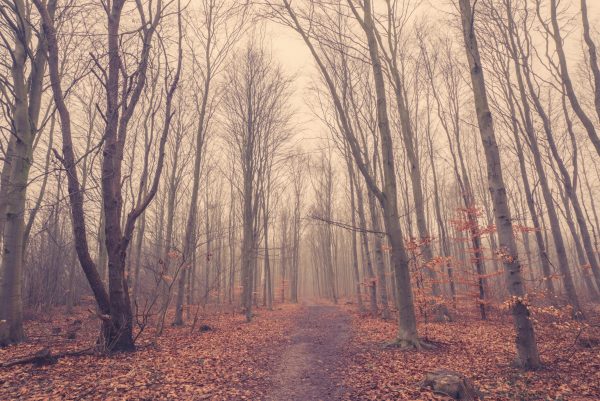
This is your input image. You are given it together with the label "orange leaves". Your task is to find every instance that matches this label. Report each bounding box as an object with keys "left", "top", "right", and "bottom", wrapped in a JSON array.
[
  {"left": 456, "top": 206, "right": 483, "bottom": 217},
  {"left": 428, "top": 255, "right": 453, "bottom": 267},
  {"left": 494, "top": 247, "right": 516, "bottom": 263},
  {"left": 405, "top": 236, "right": 434, "bottom": 251},
  {"left": 167, "top": 250, "right": 180, "bottom": 259},
  {"left": 0, "top": 305, "right": 298, "bottom": 400},
  {"left": 341, "top": 303, "right": 600, "bottom": 399}
]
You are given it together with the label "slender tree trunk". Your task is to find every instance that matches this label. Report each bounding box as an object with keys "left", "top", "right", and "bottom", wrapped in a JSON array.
[
  {"left": 0, "top": 0, "right": 51, "bottom": 345},
  {"left": 547, "top": 0, "right": 600, "bottom": 155},
  {"left": 356, "top": 181, "right": 378, "bottom": 316},
  {"left": 174, "top": 65, "right": 210, "bottom": 326},
  {"left": 580, "top": 0, "right": 600, "bottom": 122},
  {"left": 348, "top": 160, "right": 366, "bottom": 314},
  {"left": 367, "top": 190, "right": 390, "bottom": 319},
  {"left": 516, "top": 43, "right": 584, "bottom": 316},
  {"left": 356, "top": 0, "right": 419, "bottom": 345},
  {"left": 290, "top": 187, "right": 301, "bottom": 303},
  {"left": 262, "top": 200, "right": 273, "bottom": 310},
  {"left": 132, "top": 212, "right": 146, "bottom": 302},
  {"left": 458, "top": 0, "right": 540, "bottom": 368},
  {"left": 0, "top": 137, "right": 15, "bottom": 253},
  {"left": 0, "top": 51, "right": 30, "bottom": 345},
  {"left": 426, "top": 105, "right": 455, "bottom": 305}
]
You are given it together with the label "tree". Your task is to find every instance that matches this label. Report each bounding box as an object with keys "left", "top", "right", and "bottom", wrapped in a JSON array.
[
  {"left": 0, "top": 0, "right": 52, "bottom": 345},
  {"left": 271, "top": 0, "right": 422, "bottom": 347},
  {"left": 457, "top": 0, "right": 540, "bottom": 369},
  {"left": 34, "top": 0, "right": 182, "bottom": 351},
  {"left": 222, "top": 40, "right": 292, "bottom": 321},
  {"left": 173, "top": 0, "right": 246, "bottom": 325},
  {"left": 544, "top": 0, "right": 600, "bottom": 156}
]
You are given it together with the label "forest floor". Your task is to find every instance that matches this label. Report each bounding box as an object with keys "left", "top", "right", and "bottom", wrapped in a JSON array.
[
  {"left": 266, "top": 301, "right": 350, "bottom": 400},
  {"left": 0, "top": 301, "right": 599, "bottom": 400}
]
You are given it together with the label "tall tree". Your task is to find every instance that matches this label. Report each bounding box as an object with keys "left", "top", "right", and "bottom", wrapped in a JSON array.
[
  {"left": 222, "top": 41, "right": 292, "bottom": 321},
  {"left": 0, "top": 0, "right": 52, "bottom": 345},
  {"left": 457, "top": 0, "right": 540, "bottom": 369},
  {"left": 34, "top": 0, "right": 182, "bottom": 350}
]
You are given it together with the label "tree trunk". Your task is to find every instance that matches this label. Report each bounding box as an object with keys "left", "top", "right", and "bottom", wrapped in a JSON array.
[
  {"left": 458, "top": 0, "right": 540, "bottom": 369},
  {"left": 548, "top": 0, "right": 600, "bottom": 155},
  {"left": 355, "top": 181, "right": 378, "bottom": 316},
  {"left": 358, "top": 0, "right": 419, "bottom": 345},
  {"left": 367, "top": 190, "right": 390, "bottom": 319},
  {"left": 348, "top": 159, "right": 366, "bottom": 314}
]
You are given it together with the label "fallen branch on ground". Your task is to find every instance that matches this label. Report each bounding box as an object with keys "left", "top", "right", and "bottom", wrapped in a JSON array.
[{"left": 1, "top": 346, "right": 95, "bottom": 368}]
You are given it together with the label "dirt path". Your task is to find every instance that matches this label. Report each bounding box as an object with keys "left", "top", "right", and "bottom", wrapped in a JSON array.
[{"left": 266, "top": 302, "right": 351, "bottom": 401}]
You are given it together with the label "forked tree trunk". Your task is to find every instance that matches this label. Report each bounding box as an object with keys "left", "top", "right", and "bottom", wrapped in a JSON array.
[
  {"left": 36, "top": 0, "right": 179, "bottom": 351},
  {"left": 0, "top": 0, "right": 49, "bottom": 345},
  {"left": 282, "top": 0, "right": 420, "bottom": 345}
]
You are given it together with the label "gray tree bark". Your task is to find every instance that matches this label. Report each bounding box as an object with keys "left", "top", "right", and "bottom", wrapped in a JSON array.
[{"left": 458, "top": 0, "right": 540, "bottom": 369}]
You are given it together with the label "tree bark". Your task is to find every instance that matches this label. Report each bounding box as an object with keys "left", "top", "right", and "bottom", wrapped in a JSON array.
[
  {"left": 547, "top": 0, "right": 600, "bottom": 155},
  {"left": 458, "top": 0, "right": 540, "bottom": 369}
]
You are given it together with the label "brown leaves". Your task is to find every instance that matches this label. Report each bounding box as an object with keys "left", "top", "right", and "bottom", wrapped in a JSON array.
[
  {"left": 0, "top": 305, "right": 295, "bottom": 400},
  {"left": 339, "top": 304, "right": 600, "bottom": 400},
  {"left": 2, "top": 303, "right": 599, "bottom": 399}
]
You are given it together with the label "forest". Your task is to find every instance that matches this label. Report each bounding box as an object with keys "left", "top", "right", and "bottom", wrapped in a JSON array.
[{"left": 0, "top": 0, "right": 599, "bottom": 399}]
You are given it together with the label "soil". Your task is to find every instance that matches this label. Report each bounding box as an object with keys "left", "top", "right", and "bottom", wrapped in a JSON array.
[{"left": 266, "top": 301, "right": 351, "bottom": 401}]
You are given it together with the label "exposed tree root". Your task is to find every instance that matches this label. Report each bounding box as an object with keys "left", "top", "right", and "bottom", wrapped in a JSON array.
[{"left": 384, "top": 337, "right": 438, "bottom": 350}]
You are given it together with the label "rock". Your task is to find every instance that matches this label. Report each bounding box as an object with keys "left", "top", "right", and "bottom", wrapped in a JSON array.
[
  {"left": 66, "top": 320, "right": 82, "bottom": 339},
  {"left": 432, "top": 303, "right": 453, "bottom": 323},
  {"left": 421, "top": 369, "right": 481, "bottom": 400},
  {"left": 32, "top": 348, "right": 58, "bottom": 366}
]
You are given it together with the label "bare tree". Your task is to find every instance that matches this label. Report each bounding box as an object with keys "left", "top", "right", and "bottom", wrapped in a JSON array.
[
  {"left": 457, "top": 0, "right": 540, "bottom": 369},
  {"left": 222, "top": 40, "right": 292, "bottom": 321},
  {"left": 34, "top": 0, "right": 182, "bottom": 351},
  {"left": 0, "top": 0, "right": 52, "bottom": 345},
  {"left": 543, "top": 0, "right": 600, "bottom": 155}
]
